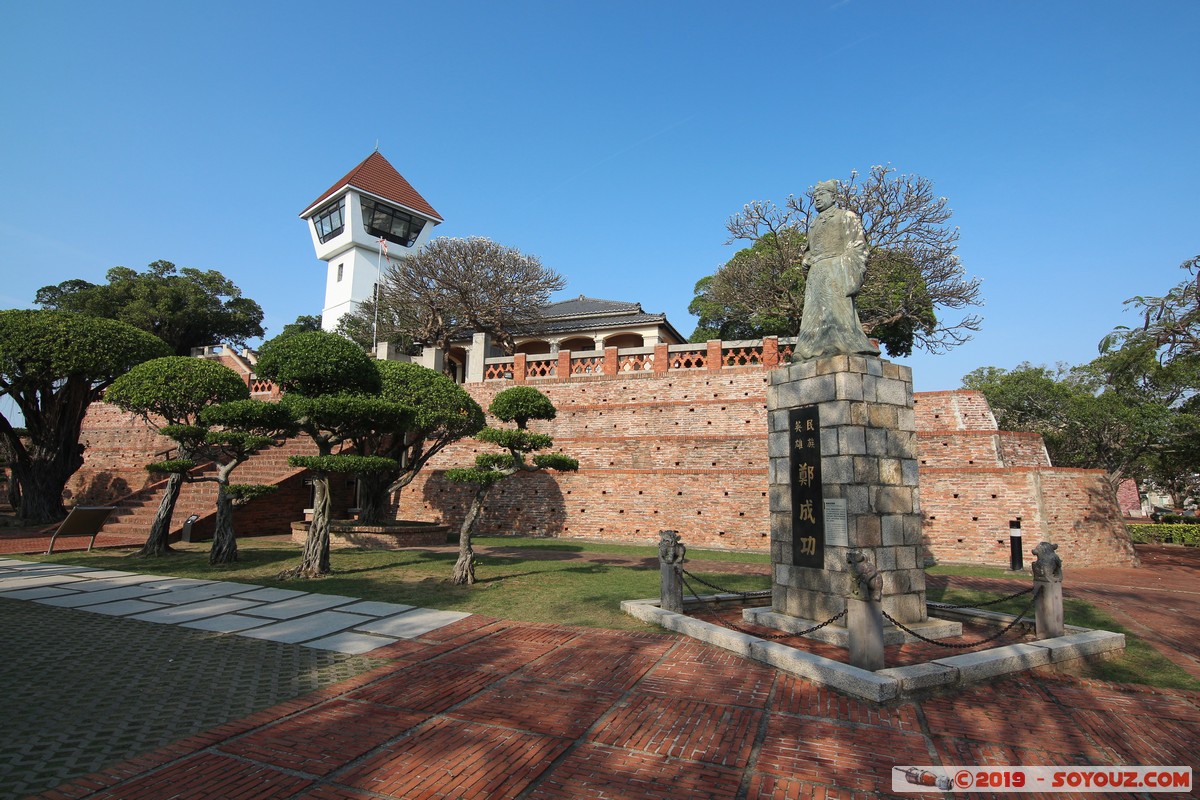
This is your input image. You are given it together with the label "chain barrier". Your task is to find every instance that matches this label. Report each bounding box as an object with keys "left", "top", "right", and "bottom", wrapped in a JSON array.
[
  {"left": 675, "top": 569, "right": 1042, "bottom": 651},
  {"left": 680, "top": 572, "right": 844, "bottom": 640},
  {"left": 681, "top": 568, "right": 771, "bottom": 600},
  {"left": 927, "top": 585, "right": 1035, "bottom": 610},
  {"left": 882, "top": 585, "right": 1041, "bottom": 650}
]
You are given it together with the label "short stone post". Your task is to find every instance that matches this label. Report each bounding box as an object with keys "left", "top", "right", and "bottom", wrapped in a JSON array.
[
  {"left": 658, "top": 530, "right": 687, "bottom": 613},
  {"left": 1031, "top": 541, "right": 1064, "bottom": 638},
  {"left": 847, "top": 550, "right": 885, "bottom": 670}
]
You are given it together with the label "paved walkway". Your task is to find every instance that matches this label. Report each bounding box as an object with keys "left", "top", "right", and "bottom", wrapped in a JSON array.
[
  {"left": 2, "top": 549, "right": 1197, "bottom": 800},
  {"left": 0, "top": 559, "right": 471, "bottom": 656}
]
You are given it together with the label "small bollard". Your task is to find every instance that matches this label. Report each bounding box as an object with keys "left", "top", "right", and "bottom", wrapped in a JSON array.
[
  {"left": 1030, "top": 541, "right": 1064, "bottom": 639},
  {"left": 658, "top": 530, "right": 686, "bottom": 613},
  {"left": 847, "top": 551, "right": 885, "bottom": 671},
  {"left": 1009, "top": 519, "right": 1023, "bottom": 571}
]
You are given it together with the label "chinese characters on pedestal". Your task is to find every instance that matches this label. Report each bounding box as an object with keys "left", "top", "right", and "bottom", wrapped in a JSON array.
[{"left": 789, "top": 405, "right": 824, "bottom": 568}]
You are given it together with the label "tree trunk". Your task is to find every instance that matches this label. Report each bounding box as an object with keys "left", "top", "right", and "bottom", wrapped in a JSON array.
[
  {"left": 9, "top": 462, "right": 67, "bottom": 525},
  {"left": 280, "top": 474, "right": 331, "bottom": 579},
  {"left": 357, "top": 470, "right": 398, "bottom": 524},
  {"left": 6, "top": 472, "right": 20, "bottom": 513},
  {"left": 209, "top": 480, "right": 237, "bottom": 565},
  {"left": 452, "top": 485, "right": 488, "bottom": 585},
  {"left": 4, "top": 377, "right": 92, "bottom": 525},
  {"left": 137, "top": 471, "right": 182, "bottom": 557}
]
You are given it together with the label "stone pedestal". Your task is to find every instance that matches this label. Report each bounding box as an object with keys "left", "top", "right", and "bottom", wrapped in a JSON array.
[
  {"left": 847, "top": 597, "right": 885, "bottom": 670},
  {"left": 768, "top": 355, "right": 927, "bottom": 626},
  {"left": 1034, "top": 579, "right": 1064, "bottom": 639}
]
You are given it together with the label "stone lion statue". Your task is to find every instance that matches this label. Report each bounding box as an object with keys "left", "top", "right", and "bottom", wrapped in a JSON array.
[
  {"left": 658, "top": 530, "right": 686, "bottom": 565},
  {"left": 1031, "top": 541, "right": 1063, "bottom": 582},
  {"left": 847, "top": 550, "right": 882, "bottom": 602}
]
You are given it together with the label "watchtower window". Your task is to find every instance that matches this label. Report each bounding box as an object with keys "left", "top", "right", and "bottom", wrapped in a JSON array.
[
  {"left": 312, "top": 199, "right": 345, "bottom": 244},
  {"left": 361, "top": 197, "right": 424, "bottom": 247}
]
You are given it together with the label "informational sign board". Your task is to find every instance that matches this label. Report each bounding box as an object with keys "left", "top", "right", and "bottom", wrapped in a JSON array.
[
  {"left": 789, "top": 405, "right": 824, "bottom": 568},
  {"left": 824, "top": 498, "right": 848, "bottom": 548}
]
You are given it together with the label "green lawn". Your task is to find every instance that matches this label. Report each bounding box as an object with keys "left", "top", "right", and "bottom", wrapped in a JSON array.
[
  {"left": 926, "top": 583, "right": 1200, "bottom": 691},
  {"left": 18, "top": 537, "right": 770, "bottom": 631}
]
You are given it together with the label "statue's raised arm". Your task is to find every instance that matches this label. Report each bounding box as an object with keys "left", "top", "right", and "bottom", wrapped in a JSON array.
[{"left": 792, "top": 180, "right": 880, "bottom": 361}]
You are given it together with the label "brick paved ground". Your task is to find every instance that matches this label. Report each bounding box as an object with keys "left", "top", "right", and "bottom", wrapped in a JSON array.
[
  {"left": 8, "top": 543, "right": 1199, "bottom": 799},
  {"left": 0, "top": 599, "right": 385, "bottom": 800}
]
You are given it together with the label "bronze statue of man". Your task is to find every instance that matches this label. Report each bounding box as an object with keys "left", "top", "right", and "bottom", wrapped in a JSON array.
[{"left": 792, "top": 180, "right": 880, "bottom": 360}]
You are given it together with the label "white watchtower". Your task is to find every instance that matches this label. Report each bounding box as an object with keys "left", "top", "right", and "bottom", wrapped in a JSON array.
[{"left": 299, "top": 151, "right": 442, "bottom": 331}]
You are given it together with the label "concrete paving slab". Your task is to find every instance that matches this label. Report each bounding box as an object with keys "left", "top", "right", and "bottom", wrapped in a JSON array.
[
  {"left": 144, "top": 578, "right": 215, "bottom": 590},
  {"left": 623, "top": 599, "right": 759, "bottom": 657},
  {"left": 0, "top": 574, "right": 88, "bottom": 590},
  {"left": 302, "top": 631, "right": 399, "bottom": 654},
  {"left": 238, "top": 611, "right": 376, "bottom": 644},
  {"left": 35, "top": 585, "right": 169, "bottom": 608},
  {"left": 1030, "top": 630, "right": 1126, "bottom": 663},
  {"left": 354, "top": 607, "right": 471, "bottom": 639},
  {"left": 0, "top": 564, "right": 90, "bottom": 576},
  {"left": 67, "top": 575, "right": 178, "bottom": 591},
  {"left": 179, "top": 613, "right": 275, "bottom": 633},
  {"left": 242, "top": 593, "right": 358, "bottom": 619},
  {"left": 131, "top": 597, "right": 266, "bottom": 624},
  {"left": 152, "top": 583, "right": 261, "bottom": 605},
  {"left": 82, "top": 599, "right": 171, "bottom": 617},
  {"left": 932, "top": 642, "right": 1052, "bottom": 683},
  {"left": 74, "top": 570, "right": 138, "bottom": 579},
  {"left": 340, "top": 600, "right": 416, "bottom": 617},
  {"left": 231, "top": 587, "right": 306, "bottom": 603},
  {"left": 0, "top": 585, "right": 84, "bottom": 600},
  {"left": 877, "top": 662, "right": 959, "bottom": 693}
]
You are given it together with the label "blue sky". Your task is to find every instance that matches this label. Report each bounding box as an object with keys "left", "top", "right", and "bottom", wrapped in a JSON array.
[{"left": 2, "top": 0, "right": 1197, "bottom": 392}]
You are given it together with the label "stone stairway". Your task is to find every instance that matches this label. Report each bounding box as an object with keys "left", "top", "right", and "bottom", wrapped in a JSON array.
[{"left": 98, "top": 437, "right": 319, "bottom": 541}]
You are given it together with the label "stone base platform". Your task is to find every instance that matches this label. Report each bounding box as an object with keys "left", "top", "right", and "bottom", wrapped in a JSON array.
[
  {"left": 291, "top": 521, "right": 451, "bottom": 550},
  {"left": 743, "top": 606, "right": 962, "bottom": 646},
  {"left": 623, "top": 595, "right": 1125, "bottom": 703}
]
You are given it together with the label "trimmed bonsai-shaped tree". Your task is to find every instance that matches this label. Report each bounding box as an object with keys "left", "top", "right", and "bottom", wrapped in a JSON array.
[
  {"left": 105, "top": 356, "right": 249, "bottom": 556},
  {"left": 255, "top": 331, "right": 413, "bottom": 579},
  {"left": 159, "top": 399, "right": 296, "bottom": 565},
  {"left": 445, "top": 386, "right": 578, "bottom": 585},
  {"left": 0, "top": 310, "right": 171, "bottom": 524},
  {"left": 352, "top": 361, "right": 486, "bottom": 523}
]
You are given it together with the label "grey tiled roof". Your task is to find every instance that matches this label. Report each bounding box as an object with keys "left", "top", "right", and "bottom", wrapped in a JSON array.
[
  {"left": 520, "top": 311, "right": 670, "bottom": 335},
  {"left": 539, "top": 296, "right": 643, "bottom": 319}
]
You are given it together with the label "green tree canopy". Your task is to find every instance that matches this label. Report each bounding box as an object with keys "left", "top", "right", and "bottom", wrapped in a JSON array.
[
  {"left": 272, "top": 314, "right": 323, "bottom": 343},
  {"left": 351, "top": 360, "right": 485, "bottom": 523},
  {"left": 194, "top": 399, "right": 296, "bottom": 564},
  {"left": 254, "top": 330, "right": 411, "bottom": 579},
  {"left": 106, "top": 356, "right": 252, "bottom": 556},
  {"left": 0, "top": 310, "right": 171, "bottom": 523},
  {"left": 256, "top": 330, "right": 380, "bottom": 398},
  {"left": 962, "top": 355, "right": 1188, "bottom": 488},
  {"left": 444, "top": 387, "right": 578, "bottom": 585},
  {"left": 36, "top": 260, "right": 265, "bottom": 355}
]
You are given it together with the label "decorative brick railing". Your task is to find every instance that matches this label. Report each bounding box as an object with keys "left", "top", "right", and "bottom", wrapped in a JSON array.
[
  {"left": 232, "top": 337, "right": 797, "bottom": 390},
  {"left": 249, "top": 377, "right": 280, "bottom": 397},
  {"left": 482, "top": 337, "right": 795, "bottom": 384}
]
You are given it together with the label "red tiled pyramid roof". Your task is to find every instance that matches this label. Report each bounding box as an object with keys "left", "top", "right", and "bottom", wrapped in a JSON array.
[{"left": 300, "top": 151, "right": 442, "bottom": 222}]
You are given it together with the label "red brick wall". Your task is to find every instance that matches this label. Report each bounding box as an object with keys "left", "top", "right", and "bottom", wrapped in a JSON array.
[
  {"left": 398, "top": 372, "right": 774, "bottom": 550},
  {"left": 65, "top": 403, "right": 175, "bottom": 505},
  {"left": 914, "top": 391, "right": 998, "bottom": 431},
  {"left": 393, "top": 373, "right": 1137, "bottom": 567},
  {"left": 72, "top": 366, "right": 1138, "bottom": 567}
]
